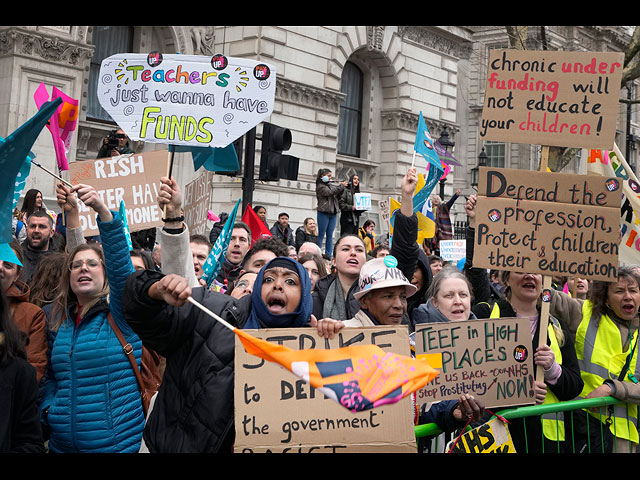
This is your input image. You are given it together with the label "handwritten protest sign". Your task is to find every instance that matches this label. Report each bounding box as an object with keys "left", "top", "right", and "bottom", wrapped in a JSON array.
[
  {"left": 439, "top": 239, "right": 466, "bottom": 263},
  {"left": 183, "top": 171, "right": 213, "bottom": 235},
  {"left": 474, "top": 166, "right": 621, "bottom": 282},
  {"left": 480, "top": 49, "right": 624, "bottom": 149},
  {"left": 97, "top": 53, "right": 276, "bottom": 148},
  {"left": 354, "top": 192, "right": 371, "bottom": 211},
  {"left": 234, "top": 326, "right": 417, "bottom": 453},
  {"left": 379, "top": 198, "right": 390, "bottom": 233},
  {"left": 414, "top": 318, "right": 535, "bottom": 409},
  {"left": 587, "top": 144, "right": 640, "bottom": 267},
  {"left": 447, "top": 417, "right": 516, "bottom": 453},
  {"left": 68, "top": 150, "right": 170, "bottom": 236}
]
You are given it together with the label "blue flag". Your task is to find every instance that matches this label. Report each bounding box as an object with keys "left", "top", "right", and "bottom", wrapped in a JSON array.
[
  {"left": 414, "top": 111, "right": 442, "bottom": 170},
  {"left": 0, "top": 243, "right": 22, "bottom": 266},
  {"left": 171, "top": 143, "right": 239, "bottom": 172},
  {"left": 200, "top": 198, "right": 242, "bottom": 288},
  {"left": 0, "top": 98, "right": 62, "bottom": 244}
]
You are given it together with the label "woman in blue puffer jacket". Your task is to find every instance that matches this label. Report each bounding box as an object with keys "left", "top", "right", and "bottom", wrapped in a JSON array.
[{"left": 39, "top": 183, "right": 144, "bottom": 453}]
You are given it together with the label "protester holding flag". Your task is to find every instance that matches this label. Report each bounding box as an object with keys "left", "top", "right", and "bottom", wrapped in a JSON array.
[
  {"left": 0, "top": 288, "right": 44, "bottom": 453},
  {"left": 464, "top": 194, "right": 583, "bottom": 454},
  {"left": 547, "top": 267, "right": 640, "bottom": 453},
  {"left": 295, "top": 217, "right": 319, "bottom": 252},
  {"left": 339, "top": 174, "right": 362, "bottom": 236},
  {"left": 121, "top": 256, "right": 313, "bottom": 452},
  {"left": 40, "top": 182, "right": 145, "bottom": 453},
  {"left": 1, "top": 241, "right": 48, "bottom": 383},
  {"left": 315, "top": 168, "right": 346, "bottom": 256}
]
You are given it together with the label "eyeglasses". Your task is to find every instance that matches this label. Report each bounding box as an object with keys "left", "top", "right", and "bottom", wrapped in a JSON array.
[{"left": 69, "top": 259, "right": 102, "bottom": 271}]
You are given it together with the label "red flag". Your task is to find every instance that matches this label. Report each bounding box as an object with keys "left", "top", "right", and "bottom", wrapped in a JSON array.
[
  {"left": 234, "top": 328, "right": 439, "bottom": 413},
  {"left": 241, "top": 203, "right": 271, "bottom": 246}
]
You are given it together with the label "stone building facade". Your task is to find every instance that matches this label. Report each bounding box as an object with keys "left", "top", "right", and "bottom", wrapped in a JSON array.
[{"left": 1, "top": 25, "right": 636, "bottom": 241}]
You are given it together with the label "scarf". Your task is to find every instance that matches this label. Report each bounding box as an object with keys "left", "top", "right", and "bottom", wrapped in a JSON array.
[
  {"left": 322, "top": 276, "right": 348, "bottom": 320},
  {"left": 244, "top": 257, "right": 312, "bottom": 329}
]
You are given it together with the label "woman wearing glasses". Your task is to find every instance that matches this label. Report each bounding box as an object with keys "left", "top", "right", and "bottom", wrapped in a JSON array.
[{"left": 39, "top": 183, "right": 144, "bottom": 453}]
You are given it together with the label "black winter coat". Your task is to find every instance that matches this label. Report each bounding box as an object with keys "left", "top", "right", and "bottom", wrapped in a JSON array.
[{"left": 122, "top": 270, "right": 251, "bottom": 453}]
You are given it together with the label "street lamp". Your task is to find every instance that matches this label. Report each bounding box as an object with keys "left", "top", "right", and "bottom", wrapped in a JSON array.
[
  {"left": 471, "top": 146, "right": 487, "bottom": 189},
  {"left": 437, "top": 126, "right": 455, "bottom": 198}
]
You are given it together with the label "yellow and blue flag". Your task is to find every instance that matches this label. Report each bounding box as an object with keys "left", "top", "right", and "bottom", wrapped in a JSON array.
[{"left": 390, "top": 172, "right": 437, "bottom": 245}]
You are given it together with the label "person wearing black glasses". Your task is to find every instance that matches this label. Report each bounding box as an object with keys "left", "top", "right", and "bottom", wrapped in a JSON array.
[{"left": 97, "top": 129, "right": 135, "bottom": 158}]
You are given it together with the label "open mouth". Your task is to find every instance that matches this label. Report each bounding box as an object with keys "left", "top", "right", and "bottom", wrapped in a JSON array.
[
  {"left": 346, "top": 258, "right": 359, "bottom": 267},
  {"left": 77, "top": 275, "right": 93, "bottom": 284},
  {"left": 621, "top": 303, "right": 636, "bottom": 314},
  {"left": 266, "top": 295, "right": 287, "bottom": 313}
]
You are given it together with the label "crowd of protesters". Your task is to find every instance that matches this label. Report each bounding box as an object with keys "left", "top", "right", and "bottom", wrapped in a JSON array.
[{"left": 2, "top": 160, "right": 640, "bottom": 455}]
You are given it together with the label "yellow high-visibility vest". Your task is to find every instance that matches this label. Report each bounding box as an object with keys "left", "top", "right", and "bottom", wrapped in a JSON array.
[{"left": 574, "top": 301, "right": 639, "bottom": 444}]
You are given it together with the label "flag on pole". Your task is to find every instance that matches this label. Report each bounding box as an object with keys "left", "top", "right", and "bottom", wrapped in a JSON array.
[
  {"left": 200, "top": 198, "right": 241, "bottom": 288},
  {"left": 119, "top": 200, "right": 133, "bottom": 251},
  {"left": 414, "top": 112, "right": 443, "bottom": 171},
  {"left": 33, "top": 83, "right": 79, "bottom": 171},
  {"left": 185, "top": 295, "right": 439, "bottom": 413},
  {"left": 172, "top": 143, "right": 240, "bottom": 172},
  {"left": 234, "top": 328, "right": 438, "bottom": 412},
  {"left": 0, "top": 97, "right": 62, "bottom": 244},
  {"left": 389, "top": 172, "right": 437, "bottom": 245},
  {"left": 241, "top": 203, "right": 271, "bottom": 247}
]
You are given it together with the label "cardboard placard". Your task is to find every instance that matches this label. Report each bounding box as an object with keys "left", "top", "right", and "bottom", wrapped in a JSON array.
[
  {"left": 97, "top": 53, "right": 276, "bottom": 148},
  {"left": 414, "top": 318, "right": 535, "bottom": 409},
  {"left": 379, "top": 198, "right": 390, "bottom": 233},
  {"left": 447, "top": 417, "right": 516, "bottom": 453},
  {"left": 474, "top": 166, "right": 621, "bottom": 282},
  {"left": 68, "top": 150, "right": 170, "bottom": 236},
  {"left": 234, "top": 326, "right": 417, "bottom": 453},
  {"left": 439, "top": 239, "right": 466, "bottom": 263},
  {"left": 183, "top": 171, "right": 213, "bottom": 235},
  {"left": 480, "top": 49, "right": 624, "bottom": 149}
]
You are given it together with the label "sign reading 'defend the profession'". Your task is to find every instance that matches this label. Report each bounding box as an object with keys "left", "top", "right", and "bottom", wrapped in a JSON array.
[
  {"left": 97, "top": 53, "right": 276, "bottom": 148},
  {"left": 474, "top": 167, "right": 622, "bottom": 282},
  {"left": 480, "top": 49, "right": 624, "bottom": 149}
]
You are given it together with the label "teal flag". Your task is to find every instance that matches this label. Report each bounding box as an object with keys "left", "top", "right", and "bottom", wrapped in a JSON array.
[
  {"left": 200, "top": 198, "right": 242, "bottom": 288},
  {"left": 171, "top": 144, "right": 239, "bottom": 172},
  {"left": 414, "top": 111, "right": 442, "bottom": 170},
  {"left": 0, "top": 98, "right": 62, "bottom": 244},
  {"left": 119, "top": 200, "right": 133, "bottom": 251}
]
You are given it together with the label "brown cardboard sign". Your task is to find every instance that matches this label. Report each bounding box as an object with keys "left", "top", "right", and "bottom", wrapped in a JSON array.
[
  {"left": 414, "top": 318, "right": 535, "bottom": 409},
  {"left": 183, "top": 171, "right": 213, "bottom": 235},
  {"left": 68, "top": 150, "right": 170, "bottom": 236},
  {"left": 474, "top": 166, "right": 621, "bottom": 282},
  {"left": 234, "top": 326, "right": 418, "bottom": 453},
  {"left": 480, "top": 49, "right": 624, "bottom": 149}
]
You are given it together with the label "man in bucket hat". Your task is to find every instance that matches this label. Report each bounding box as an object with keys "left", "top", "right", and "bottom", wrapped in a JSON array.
[{"left": 315, "top": 255, "right": 417, "bottom": 332}]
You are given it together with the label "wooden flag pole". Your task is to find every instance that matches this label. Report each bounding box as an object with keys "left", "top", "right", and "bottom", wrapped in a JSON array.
[{"left": 537, "top": 145, "right": 552, "bottom": 381}]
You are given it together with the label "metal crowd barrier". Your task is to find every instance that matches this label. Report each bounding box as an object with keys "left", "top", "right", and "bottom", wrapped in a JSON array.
[{"left": 415, "top": 396, "right": 638, "bottom": 453}]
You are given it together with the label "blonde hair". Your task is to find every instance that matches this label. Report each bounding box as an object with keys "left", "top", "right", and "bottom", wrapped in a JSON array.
[{"left": 49, "top": 244, "right": 109, "bottom": 332}]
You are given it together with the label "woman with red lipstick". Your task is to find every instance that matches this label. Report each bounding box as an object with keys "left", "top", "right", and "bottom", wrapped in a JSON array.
[
  {"left": 549, "top": 266, "right": 640, "bottom": 453},
  {"left": 464, "top": 194, "right": 583, "bottom": 453}
]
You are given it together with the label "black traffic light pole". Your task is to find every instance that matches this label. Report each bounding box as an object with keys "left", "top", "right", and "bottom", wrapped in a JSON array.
[{"left": 241, "top": 126, "right": 257, "bottom": 215}]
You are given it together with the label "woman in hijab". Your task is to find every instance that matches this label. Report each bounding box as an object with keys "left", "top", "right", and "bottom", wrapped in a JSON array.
[{"left": 122, "top": 256, "right": 313, "bottom": 452}]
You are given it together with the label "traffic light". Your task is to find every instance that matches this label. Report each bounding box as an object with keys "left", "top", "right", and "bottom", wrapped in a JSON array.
[{"left": 259, "top": 122, "right": 299, "bottom": 181}]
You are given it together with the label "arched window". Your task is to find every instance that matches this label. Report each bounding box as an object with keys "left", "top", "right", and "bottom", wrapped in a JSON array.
[
  {"left": 87, "top": 26, "right": 134, "bottom": 122},
  {"left": 337, "top": 61, "right": 363, "bottom": 157}
]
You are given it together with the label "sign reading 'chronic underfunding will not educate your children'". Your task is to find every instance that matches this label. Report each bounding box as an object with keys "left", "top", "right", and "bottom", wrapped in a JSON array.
[{"left": 97, "top": 52, "right": 276, "bottom": 148}]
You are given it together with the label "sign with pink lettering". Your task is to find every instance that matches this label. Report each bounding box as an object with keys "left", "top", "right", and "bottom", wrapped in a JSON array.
[
  {"left": 97, "top": 53, "right": 276, "bottom": 148},
  {"left": 480, "top": 49, "right": 624, "bottom": 149}
]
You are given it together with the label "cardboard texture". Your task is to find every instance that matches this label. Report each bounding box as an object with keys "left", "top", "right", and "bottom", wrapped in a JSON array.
[
  {"left": 414, "top": 318, "right": 535, "bottom": 409},
  {"left": 183, "top": 171, "right": 214, "bottom": 235},
  {"left": 234, "top": 326, "right": 418, "bottom": 453},
  {"left": 480, "top": 49, "right": 624, "bottom": 149},
  {"left": 474, "top": 166, "right": 621, "bottom": 282},
  {"left": 96, "top": 53, "right": 276, "bottom": 148},
  {"left": 68, "top": 150, "right": 170, "bottom": 236}
]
